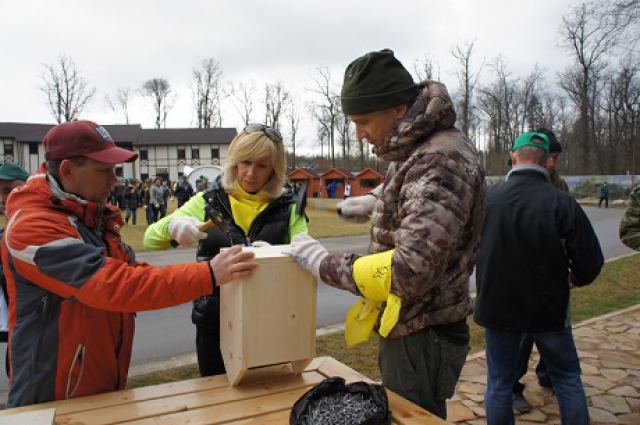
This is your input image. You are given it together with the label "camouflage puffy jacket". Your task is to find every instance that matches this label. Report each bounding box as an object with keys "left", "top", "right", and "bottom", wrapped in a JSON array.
[
  {"left": 620, "top": 184, "right": 640, "bottom": 250},
  {"left": 320, "top": 81, "right": 486, "bottom": 339}
]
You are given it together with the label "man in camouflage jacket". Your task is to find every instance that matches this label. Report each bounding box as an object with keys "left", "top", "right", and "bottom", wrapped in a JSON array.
[
  {"left": 284, "top": 49, "right": 486, "bottom": 419},
  {"left": 620, "top": 184, "right": 640, "bottom": 250}
]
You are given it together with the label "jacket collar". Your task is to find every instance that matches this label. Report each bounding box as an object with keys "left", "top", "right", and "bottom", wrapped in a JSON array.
[{"left": 506, "top": 164, "right": 550, "bottom": 183}]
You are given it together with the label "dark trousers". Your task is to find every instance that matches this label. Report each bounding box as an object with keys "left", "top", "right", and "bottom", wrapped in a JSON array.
[
  {"left": 125, "top": 207, "right": 137, "bottom": 225},
  {"left": 598, "top": 196, "right": 609, "bottom": 208},
  {"left": 152, "top": 204, "right": 166, "bottom": 222},
  {"left": 485, "top": 327, "right": 588, "bottom": 425},
  {"left": 177, "top": 196, "right": 189, "bottom": 208},
  {"left": 195, "top": 325, "right": 226, "bottom": 377},
  {"left": 378, "top": 326, "right": 469, "bottom": 420},
  {"left": 513, "top": 333, "right": 551, "bottom": 395}
]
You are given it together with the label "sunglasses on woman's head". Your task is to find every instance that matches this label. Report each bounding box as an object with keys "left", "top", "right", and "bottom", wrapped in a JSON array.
[{"left": 242, "top": 124, "right": 283, "bottom": 144}]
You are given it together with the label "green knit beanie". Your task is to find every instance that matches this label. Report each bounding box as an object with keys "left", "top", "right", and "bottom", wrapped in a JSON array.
[{"left": 341, "top": 49, "right": 419, "bottom": 115}]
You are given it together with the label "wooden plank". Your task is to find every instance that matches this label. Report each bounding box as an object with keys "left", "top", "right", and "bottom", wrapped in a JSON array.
[
  {"left": 116, "top": 388, "right": 310, "bottom": 425},
  {"left": 56, "top": 372, "right": 324, "bottom": 425},
  {"left": 315, "top": 355, "right": 376, "bottom": 383},
  {"left": 0, "top": 408, "right": 55, "bottom": 425},
  {"left": 387, "top": 391, "right": 449, "bottom": 425},
  {"left": 0, "top": 375, "right": 231, "bottom": 417},
  {"left": 210, "top": 410, "right": 290, "bottom": 424}
]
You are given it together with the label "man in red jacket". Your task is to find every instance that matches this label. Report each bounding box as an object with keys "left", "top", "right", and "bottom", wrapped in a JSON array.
[{"left": 2, "top": 120, "right": 257, "bottom": 407}]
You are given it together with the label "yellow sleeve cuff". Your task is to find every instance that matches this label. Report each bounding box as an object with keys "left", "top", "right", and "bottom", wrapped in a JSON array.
[{"left": 346, "top": 250, "right": 401, "bottom": 346}]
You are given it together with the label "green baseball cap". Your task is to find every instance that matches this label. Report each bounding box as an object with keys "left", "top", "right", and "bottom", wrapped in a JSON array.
[
  {"left": 0, "top": 162, "right": 29, "bottom": 181},
  {"left": 512, "top": 132, "right": 549, "bottom": 153}
]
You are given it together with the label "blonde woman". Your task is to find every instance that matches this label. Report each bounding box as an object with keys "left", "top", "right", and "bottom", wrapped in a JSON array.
[{"left": 144, "top": 124, "right": 307, "bottom": 376}]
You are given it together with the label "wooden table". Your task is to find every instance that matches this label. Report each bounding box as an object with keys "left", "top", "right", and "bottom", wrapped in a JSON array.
[{"left": 0, "top": 357, "right": 448, "bottom": 424}]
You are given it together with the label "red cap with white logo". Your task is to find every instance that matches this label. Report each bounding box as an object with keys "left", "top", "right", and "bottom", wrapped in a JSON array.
[{"left": 43, "top": 120, "right": 138, "bottom": 164}]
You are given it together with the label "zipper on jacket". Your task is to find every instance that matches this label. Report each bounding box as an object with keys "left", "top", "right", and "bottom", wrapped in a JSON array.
[
  {"left": 215, "top": 192, "right": 239, "bottom": 245},
  {"left": 66, "top": 344, "right": 86, "bottom": 399}
]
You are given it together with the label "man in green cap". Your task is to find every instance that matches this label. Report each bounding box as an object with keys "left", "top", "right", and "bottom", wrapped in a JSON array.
[
  {"left": 284, "top": 49, "right": 486, "bottom": 419},
  {"left": 0, "top": 162, "right": 30, "bottom": 375},
  {"left": 474, "top": 132, "right": 603, "bottom": 424}
]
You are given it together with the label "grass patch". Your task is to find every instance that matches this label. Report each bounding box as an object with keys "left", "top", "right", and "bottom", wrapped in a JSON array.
[{"left": 127, "top": 253, "right": 640, "bottom": 389}]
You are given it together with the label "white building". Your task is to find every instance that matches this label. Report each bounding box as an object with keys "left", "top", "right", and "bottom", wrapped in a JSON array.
[{"left": 0, "top": 122, "right": 237, "bottom": 183}]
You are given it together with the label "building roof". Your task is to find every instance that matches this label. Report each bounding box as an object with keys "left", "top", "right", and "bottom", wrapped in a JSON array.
[
  {"left": 288, "top": 168, "right": 320, "bottom": 178},
  {"left": 320, "top": 168, "right": 355, "bottom": 178},
  {"left": 137, "top": 128, "right": 237, "bottom": 146},
  {"left": 0, "top": 122, "right": 236, "bottom": 147},
  {"left": 0, "top": 123, "right": 54, "bottom": 142}
]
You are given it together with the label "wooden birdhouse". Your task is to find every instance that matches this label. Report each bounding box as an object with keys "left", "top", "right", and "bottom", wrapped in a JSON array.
[{"left": 220, "top": 245, "right": 317, "bottom": 386}]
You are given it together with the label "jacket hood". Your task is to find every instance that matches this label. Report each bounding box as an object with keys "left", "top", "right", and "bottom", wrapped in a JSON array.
[{"left": 376, "top": 81, "right": 457, "bottom": 162}]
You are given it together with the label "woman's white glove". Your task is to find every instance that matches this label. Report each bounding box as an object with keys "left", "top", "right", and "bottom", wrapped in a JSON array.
[
  {"left": 168, "top": 216, "right": 208, "bottom": 246},
  {"left": 282, "top": 233, "right": 329, "bottom": 277},
  {"left": 337, "top": 194, "right": 377, "bottom": 223}
]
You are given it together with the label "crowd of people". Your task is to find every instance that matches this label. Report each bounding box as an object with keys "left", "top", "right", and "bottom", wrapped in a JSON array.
[
  {"left": 0, "top": 49, "right": 637, "bottom": 425},
  {"left": 104, "top": 174, "right": 198, "bottom": 226}
]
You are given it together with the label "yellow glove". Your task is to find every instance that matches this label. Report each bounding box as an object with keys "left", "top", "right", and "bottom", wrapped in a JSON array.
[{"left": 345, "top": 250, "right": 402, "bottom": 348}]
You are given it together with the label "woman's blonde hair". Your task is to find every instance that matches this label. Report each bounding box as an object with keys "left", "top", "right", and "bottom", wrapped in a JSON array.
[{"left": 221, "top": 130, "right": 286, "bottom": 202}]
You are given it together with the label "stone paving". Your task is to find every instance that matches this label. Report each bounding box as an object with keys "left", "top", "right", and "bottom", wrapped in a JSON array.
[{"left": 447, "top": 304, "right": 640, "bottom": 424}]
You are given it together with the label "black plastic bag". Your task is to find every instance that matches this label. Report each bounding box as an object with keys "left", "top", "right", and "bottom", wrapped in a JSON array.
[{"left": 290, "top": 377, "right": 392, "bottom": 425}]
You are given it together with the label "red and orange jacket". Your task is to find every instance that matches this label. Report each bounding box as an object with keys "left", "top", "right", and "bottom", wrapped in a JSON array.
[{"left": 2, "top": 172, "right": 213, "bottom": 407}]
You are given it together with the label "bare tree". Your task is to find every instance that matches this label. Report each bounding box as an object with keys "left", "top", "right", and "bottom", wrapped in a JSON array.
[
  {"left": 230, "top": 80, "right": 256, "bottom": 126},
  {"left": 285, "top": 99, "right": 303, "bottom": 170},
  {"left": 41, "top": 55, "right": 96, "bottom": 123},
  {"left": 451, "top": 40, "right": 482, "bottom": 137},
  {"left": 308, "top": 66, "right": 340, "bottom": 167},
  {"left": 141, "top": 78, "right": 176, "bottom": 128},
  {"left": 104, "top": 87, "right": 133, "bottom": 124},
  {"left": 263, "top": 82, "right": 290, "bottom": 131},
  {"left": 602, "top": 0, "right": 640, "bottom": 50},
  {"left": 192, "top": 58, "right": 225, "bottom": 128},
  {"left": 559, "top": 1, "right": 627, "bottom": 172},
  {"left": 412, "top": 54, "right": 440, "bottom": 81}
]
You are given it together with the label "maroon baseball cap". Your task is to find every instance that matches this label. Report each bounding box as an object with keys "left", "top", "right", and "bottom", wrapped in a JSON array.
[{"left": 43, "top": 120, "right": 138, "bottom": 164}]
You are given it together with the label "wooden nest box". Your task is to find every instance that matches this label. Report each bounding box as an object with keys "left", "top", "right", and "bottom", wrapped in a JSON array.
[{"left": 220, "top": 245, "right": 317, "bottom": 385}]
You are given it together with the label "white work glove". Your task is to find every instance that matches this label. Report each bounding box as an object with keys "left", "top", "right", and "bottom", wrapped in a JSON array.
[
  {"left": 337, "top": 194, "right": 377, "bottom": 223},
  {"left": 250, "top": 241, "right": 271, "bottom": 247},
  {"left": 168, "top": 216, "right": 208, "bottom": 246},
  {"left": 282, "top": 233, "right": 329, "bottom": 277}
]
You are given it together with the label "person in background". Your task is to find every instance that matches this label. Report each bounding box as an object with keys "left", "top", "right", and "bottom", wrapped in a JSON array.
[
  {"left": 174, "top": 175, "right": 194, "bottom": 208},
  {"left": 150, "top": 176, "right": 165, "bottom": 222},
  {"left": 599, "top": 182, "right": 610, "bottom": 208},
  {"left": 511, "top": 127, "right": 570, "bottom": 413},
  {"left": 474, "top": 131, "right": 603, "bottom": 425},
  {"left": 2, "top": 120, "right": 257, "bottom": 407},
  {"left": 620, "top": 184, "right": 640, "bottom": 250},
  {"left": 196, "top": 176, "right": 209, "bottom": 193},
  {"left": 284, "top": 49, "right": 485, "bottom": 420},
  {"left": 343, "top": 181, "right": 351, "bottom": 199},
  {"left": 162, "top": 181, "right": 171, "bottom": 211},
  {"left": 142, "top": 179, "right": 153, "bottom": 225},
  {"left": 0, "top": 162, "right": 30, "bottom": 376},
  {"left": 112, "top": 178, "right": 125, "bottom": 209},
  {"left": 123, "top": 178, "right": 140, "bottom": 226},
  {"left": 144, "top": 124, "right": 307, "bottom": 377}
]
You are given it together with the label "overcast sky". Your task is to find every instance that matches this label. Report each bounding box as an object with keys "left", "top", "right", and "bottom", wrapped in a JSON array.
[{"left": 1, "top": 0, "right": 580, "bottom": 152}]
